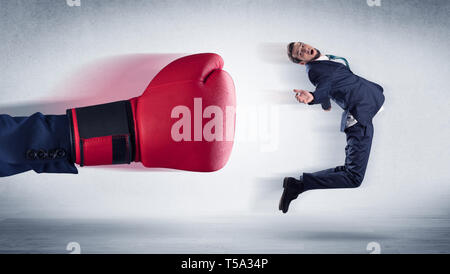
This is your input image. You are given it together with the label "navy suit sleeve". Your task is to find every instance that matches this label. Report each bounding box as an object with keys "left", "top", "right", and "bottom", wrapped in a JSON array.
[
  {"left": 0, "top": 113, "right": 78, "bottom": 177},
  {"left": 319, "top": 98, "right": 331, "bottom": 110},
  {"left": 308, "top": 76, "right": 332, "bottom": 106},
  {"left": 308, "top": 91, "right": 331, "bottom": 110}
]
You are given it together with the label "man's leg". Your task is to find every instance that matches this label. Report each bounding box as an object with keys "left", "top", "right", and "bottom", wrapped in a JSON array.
[{"left": 302, "top": 122, "right": 374, "bottom": 190}]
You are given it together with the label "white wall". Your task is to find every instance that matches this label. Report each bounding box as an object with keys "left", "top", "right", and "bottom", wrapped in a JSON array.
[{"left": 0, "top": 0, "right": 449, "bottom": 219}]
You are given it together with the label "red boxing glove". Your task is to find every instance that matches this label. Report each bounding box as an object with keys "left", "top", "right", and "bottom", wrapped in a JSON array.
[{"left": 67, "top": 53, "right": 236, "bottom": 172}]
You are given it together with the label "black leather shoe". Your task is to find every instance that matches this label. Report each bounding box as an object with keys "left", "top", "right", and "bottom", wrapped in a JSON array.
[{"left": 279, "top": 177, "right": 304, "bottom": 214}]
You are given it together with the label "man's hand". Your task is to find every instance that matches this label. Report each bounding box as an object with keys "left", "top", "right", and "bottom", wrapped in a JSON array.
[{"left": 293, "top": 89, "right": 314, "bottom": 104}]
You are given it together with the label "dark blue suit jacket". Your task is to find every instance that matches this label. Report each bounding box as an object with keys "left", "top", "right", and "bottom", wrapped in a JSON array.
[
  {"left": 306, "top": 60, "right": 385, "bottom": 132},
  {"left": 0, "top": 113, "right": 77, "bottom": 177}
]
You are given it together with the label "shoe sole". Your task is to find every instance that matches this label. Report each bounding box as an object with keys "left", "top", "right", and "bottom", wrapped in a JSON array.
[{"left": 278, "top": 177, "right": 289, "bottom": 213}]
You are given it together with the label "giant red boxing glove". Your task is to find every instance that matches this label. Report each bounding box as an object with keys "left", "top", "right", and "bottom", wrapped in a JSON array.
[{"left": 66, "top": 53, "right": 236, "bottom": 172}]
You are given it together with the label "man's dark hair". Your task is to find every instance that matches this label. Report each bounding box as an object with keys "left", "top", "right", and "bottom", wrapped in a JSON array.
[{"left": 287, "top": 42, "right": 302, "bottom": 63}]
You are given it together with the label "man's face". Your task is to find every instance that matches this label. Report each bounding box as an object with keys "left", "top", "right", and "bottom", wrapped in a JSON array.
[{"left": 291, "top": 42, "right": 320, "bottom": 64}]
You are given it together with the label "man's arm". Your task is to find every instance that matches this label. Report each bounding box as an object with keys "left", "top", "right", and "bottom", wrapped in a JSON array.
[
  {"left": 294, "top": 89, "right": 331, "bottom": 111},
  {"left": 319, "top": 97, "right": 332, "bottom": 111},
  {"left": 0, "top": 113, "right": 78, "bottom": 177},
  {"left": 307, "top": 75, "right": 332, "bottom": 105}
]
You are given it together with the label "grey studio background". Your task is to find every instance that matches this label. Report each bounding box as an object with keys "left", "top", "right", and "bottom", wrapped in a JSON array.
[{"left": 0, "top": 0, "right": 449, "bottom": 254}]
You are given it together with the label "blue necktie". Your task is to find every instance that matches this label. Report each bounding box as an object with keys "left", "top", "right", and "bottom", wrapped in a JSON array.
[{"left": 326, "top": 54, "right": 350, "bottom": 69}]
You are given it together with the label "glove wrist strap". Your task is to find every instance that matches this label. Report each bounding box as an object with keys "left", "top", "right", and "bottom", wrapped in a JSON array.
[{"left": 66, "top": 100, "right": 136, "bottom": 166}]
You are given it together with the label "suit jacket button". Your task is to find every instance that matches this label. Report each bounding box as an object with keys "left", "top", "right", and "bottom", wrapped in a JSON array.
[
  {"left": 56, "top": 149, "right": 66, "bottom": 158},
  {"left": 48, "top": 149, "right": 57, "bottom": 159},
  {"left": 37, "top": 149, "right": 48, "bottom": 160},
  {"left": 26, "top": 149, "right": 38, "bottom": 160}
]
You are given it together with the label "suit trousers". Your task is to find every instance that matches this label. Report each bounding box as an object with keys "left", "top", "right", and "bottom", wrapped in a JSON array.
[{"left": 302, "top": 122, "right": 374, "bottom": 190}]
